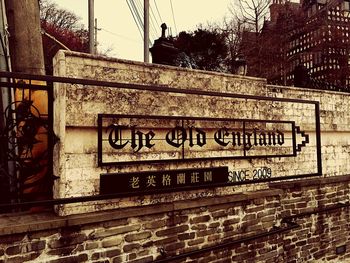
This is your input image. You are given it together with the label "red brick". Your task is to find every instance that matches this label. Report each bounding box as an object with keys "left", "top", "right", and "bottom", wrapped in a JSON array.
[
  {"left": 197, "top": 229, "right": 217, "bottom": 237},
  {"left": 209, "top": 222, "right": 220, "bottom": 228},
  {"left": 6, "top": 241, "right": 45, "bottom": 255},
  {"left": 143, "top": 220, "right": 166, "bottom": 230},
  {"left": 178, "top": 232, "right": 195, "bottom": 241},
  {"left": 164, "top": 241, "right": 185, "bottom": 251},
  {"left": 212, "top": 210, "right": 227, "bottom": 219},
  {"left": 154, "top": 236, "right": 177, "bottom": 246},
  {"left": 127, "top": 256, "right": 153, "bottom": 263},
  {"left": 242, "top": 213, "right": 256, "bottom": 221},
  {"left": 188, "top": 238, "right": 205, "bottom": 246},
  {"left": 166, "top": 216, "right": 188, "bottom": 227},
  {"left": 190, "top": 215, "right": 211, "bottom": 224},
  {"left": 223, "top": 218, "right": 240, "bottom": 226},
  {"left": 191, "top": 224, "right": 207, "bottom": 231},
  {"left": 156, "top": 225, "right": 189, "bottom": 237},
  {"left": 207, "top": 234, "right": 221, "bottom": 242},
  {"left": 46, "top": 254, "right": 88, "bottom": 263},
  {"left": 90, "top": 225, "right": 141, "bottom": 239},
  {"left": 123, "top": 243, "right": 141, "bottom": 252},
  {"left": 125, "top": 232, "right": 152, "bottom": 242}
]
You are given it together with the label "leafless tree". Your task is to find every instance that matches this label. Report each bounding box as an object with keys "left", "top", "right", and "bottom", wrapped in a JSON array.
[
  {"left": 38, "top": 0, "right": 89, "bottom": 74},
  {"left": 39, "top": 0, "right": 82, "bottom": 31},
  {"left": 230, "top": 0, "right": 271, "bottom": 34},
  {"left": 220, "top": 17, "right": 249, "bottom": 73}
]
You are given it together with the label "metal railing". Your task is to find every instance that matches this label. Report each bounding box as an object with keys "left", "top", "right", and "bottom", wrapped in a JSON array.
[
  {"left": 0, "top": 71, "right": 54, "bottom": 213},
  {"left": 0, "top": 70, "right": 324, "bottom": 212}
]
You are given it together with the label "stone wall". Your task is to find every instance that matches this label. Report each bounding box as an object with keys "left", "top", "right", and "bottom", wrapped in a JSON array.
[{"left": 52, "top": 51, "right": 350, "bottom": 216}]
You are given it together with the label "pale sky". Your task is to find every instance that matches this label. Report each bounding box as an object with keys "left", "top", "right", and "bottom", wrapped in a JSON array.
[{"left": 53, "top": 0, "right": 232, "bottom": 61}]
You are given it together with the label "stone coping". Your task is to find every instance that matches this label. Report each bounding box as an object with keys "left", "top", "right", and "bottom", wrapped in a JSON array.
[
  {"left": 58, "top": 50, "right": 266, "bottom": 82},
  {"left": 0, "top": 189, "right": 282, "bottom": 237},
  {"left": 269, "top": 174, "right": 350, "bottom": 189}
]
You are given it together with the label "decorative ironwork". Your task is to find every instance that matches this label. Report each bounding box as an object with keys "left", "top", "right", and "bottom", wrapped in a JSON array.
[
  {"left": 295, "top": 125, "right": 310, "bottom": 152},
  {"left": 98, "top": 114, "right": 299, "bottom": 166},
  {"left": 0, "top": 98, "right": 51, "bottom": 207},
  {"left": 0, "top": 74, "right": 55, "bottom": 214}
]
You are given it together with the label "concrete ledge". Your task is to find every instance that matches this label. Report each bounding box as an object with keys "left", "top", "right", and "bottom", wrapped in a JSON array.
[
  {"left": 60, "top": 50, "right": 267, "bottom": 82},
  {"left": 0, "top": 189, "right": 282, "bottom": 236},
  {"left": 269, "top": 174, "right": 350, "bottom": 189}
]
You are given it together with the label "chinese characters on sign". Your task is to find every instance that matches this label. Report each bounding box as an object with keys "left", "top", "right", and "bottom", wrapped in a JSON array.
[{"left": 100, "top": 167, "right": 229, "bottom": 195}]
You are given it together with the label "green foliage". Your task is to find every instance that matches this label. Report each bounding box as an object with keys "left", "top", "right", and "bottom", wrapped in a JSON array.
[{"left": 173, "top": 28, "right": 229, "bottom": 72}]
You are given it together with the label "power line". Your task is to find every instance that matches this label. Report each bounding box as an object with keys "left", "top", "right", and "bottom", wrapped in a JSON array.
[
  {"left": 134, "top": 0, "right": 154, "bottom": 39},
  {"left": 150, "top": 4, "right": 161, "bottom": 35},
  {"left": 149, "top": 2, "right": 160, "bottom": 27},
  {"left": 100, "top": 28, "right": 140, "bottom": 43},
  {"left": 130, "top": 0, "right": 144, "bottom": 32},
  {"left": 133, "top": 0, "right": 157, "bottom": 41},
  {"left": 169, "top": 0, "right": 178, "bottom": 35},
  {"left": 126, "top": 0, "right": 152, "bottom": 45},
  {"left": 153, "top": 0, "right": 163, "bottom": 23},
  {"left": 126, "top": 0, "right": 143, "bottom": 40}
]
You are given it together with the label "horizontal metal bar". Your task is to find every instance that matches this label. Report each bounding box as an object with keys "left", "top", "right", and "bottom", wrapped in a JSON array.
[
  {"left": 153, "top": 221, "right": 299, "bottom": 262},
  {"left": 99, "top": 113, "right": 296, "bottom": 124},
  {"left": 99, "top": 153, "right": 298, "bottom": 166},
  {"left": 0, "top": 81, "right": 50, "bottom": 90},
  {"left": 0, "top": 71, "right": 319, "bottom": 104},
  {"left": 282, "top": 202, "right": 350, "bottom": 221},
  {"left": 0, "top": 173, "right": 321, "bottom": 210}
]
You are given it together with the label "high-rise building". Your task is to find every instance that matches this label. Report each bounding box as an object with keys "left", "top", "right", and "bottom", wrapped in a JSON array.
[{"left": 250, "top": 0, "right": 350, "bottom": 89}]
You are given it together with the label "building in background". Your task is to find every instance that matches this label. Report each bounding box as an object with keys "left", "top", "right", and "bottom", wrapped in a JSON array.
[{"left": 242, "top": 0, "right": 350, "bottom": 90}]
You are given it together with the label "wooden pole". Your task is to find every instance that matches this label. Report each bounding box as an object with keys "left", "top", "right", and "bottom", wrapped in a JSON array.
[
  {"left": 5, "top": 0, "right": 49, "bottom": 210},
  {"left": 88, "top": 0, "right": 95, "bottom": 54},
  {"left": 5, "top": 0, "right": 45, "bottom": 74}
]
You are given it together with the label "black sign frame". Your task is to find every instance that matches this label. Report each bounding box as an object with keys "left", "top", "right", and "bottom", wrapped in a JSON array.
[
  {"left": 97, "top": 95, "right": 322, "bottom": 182},
  {"left": 98, "top": 114, "right": 298, "bottom": 162}
]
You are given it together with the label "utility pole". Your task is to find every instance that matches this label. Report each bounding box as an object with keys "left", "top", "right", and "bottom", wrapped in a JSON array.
[
  {"left": 5, "top": 0, "right": 45, "bottom": 74},
  {"left": 0, "top": 0, "right": 9, "bottom": 71},
  {"left": 94, "top": 18, "right": 98, "bottom": 54},
  {"left": 88, "top": 0, "right": 95, "bottom": 54},
  {"left": 0, "top": 0, "right": 13, "bottom": 207},
  {"left": 144, "top": 0, "right": 149, "bottom": 62},
  {"left": 5, "top": 0, "right": 49, "bottom": 209}
]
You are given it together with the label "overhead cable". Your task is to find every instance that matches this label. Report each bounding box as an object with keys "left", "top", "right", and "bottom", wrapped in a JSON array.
[
  {"left": 100, "top": 28, "right": 140, "bottom": 43},
  {"left": 130, "top": 0, "right": 144, "bottom": 30},
  {"left": 154, "top": 0, "right": 163, "bottom": 23},
  {"left": 150, "top": 4, "right": 161, "bottom": 35},
  {"left": 169, "top": 0, "right": 178, "bottom": 35},
  {"left": 126, "top": 0, "right": 143, "bottom": 40},
  {"left": 133, "top": 0, "right": 157, "bottom": 41}
]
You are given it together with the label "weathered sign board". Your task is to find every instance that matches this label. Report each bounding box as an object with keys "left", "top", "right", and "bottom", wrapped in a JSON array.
[
  {"left": 98, "top": 95, "right": 321, "bottom": 196},
  {"left": 100, "top": 167, "right": 228, "bottom": 195}
]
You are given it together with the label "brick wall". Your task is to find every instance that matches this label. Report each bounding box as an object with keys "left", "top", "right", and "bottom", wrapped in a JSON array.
[
  {"left": 270, "top": 176, "right": 350, "bottom": 262},
  {"left": 1, "top": 178, "right": 350, "bottom": 262}
]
